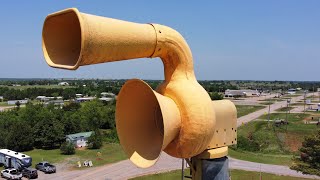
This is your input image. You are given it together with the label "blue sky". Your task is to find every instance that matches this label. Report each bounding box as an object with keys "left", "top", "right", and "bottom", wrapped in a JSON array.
[{"left": 0, "top": 1, "right": 319, "bottom": 81}]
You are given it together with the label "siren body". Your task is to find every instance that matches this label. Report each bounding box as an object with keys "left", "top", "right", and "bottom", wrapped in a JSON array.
[{"left": 42, "top": 8, "right": 237, "bottom": 168}]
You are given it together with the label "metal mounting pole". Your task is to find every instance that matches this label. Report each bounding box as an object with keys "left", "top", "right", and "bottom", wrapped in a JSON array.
[
  {"left": 182, "top": 159, "right": 185, "bottom": 180},
  {"left": 192, "top": 157, "right": 229, "bottom": 180}
]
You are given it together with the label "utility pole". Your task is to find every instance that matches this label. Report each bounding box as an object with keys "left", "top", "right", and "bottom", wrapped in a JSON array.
[
  {"left": 286, "top": 99, "right": 289, "bottom": 122},
  {"left": 181, "top": 159, "right": 184, "bottom": 180},
  {"left": 267, "top": 98, "right": 271, "bottom": 128},
  {"left": 304, "top": 91, "right": 307, "bottom": 114},
  {"left": 313, "top": 86, "right": 315, "bottom": 101}
]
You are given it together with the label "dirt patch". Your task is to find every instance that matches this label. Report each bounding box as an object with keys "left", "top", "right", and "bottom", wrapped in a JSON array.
[
  {"left": 55, "top": 157, "right": 80, "bottom": 171},
  {"left": 283, "top": 133, "right": 303, "bottom": 152}
]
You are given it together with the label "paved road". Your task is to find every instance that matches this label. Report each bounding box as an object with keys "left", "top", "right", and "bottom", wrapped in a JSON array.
[
  {"left": 36, "top": 153, "right": 320, "bottom": 180},
  {"left": 229, "top": 157, "right": 320, "bottom": 179},
  {"left": 25, "top": 93, "right": 320, "bottom": 180},
  {"left": 237, "top": 93, "right": 309, "bottom": 127}
]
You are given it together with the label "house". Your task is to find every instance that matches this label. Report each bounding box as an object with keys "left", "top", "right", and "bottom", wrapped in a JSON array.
[
  {"left": 99, "top": 97, "right": 114, "bottom": 102},
  {"left": 101, "top": 92, "right": 116, "bottom": 97},
  {"left": 75, "top": 97, "right": 95, "bottom": 103},
  {"left": 66, "top": 131, "right": 93, "bottom": 148},
  {"left": 36, "top": 96, "right": 63, "bottom": 102},
  {"left": 0, "top": 96, "right": 3, "bottom": 102},
  {"left": 100, "top": 92, "right": 116, "bottom": 102},
  {"left": 7, "top": 100, "right": 28, "bottom": 105},
  {"left": 76, "top": 94, "right": 83, "bottom": 98},
  {"left": 287, "top": 88, "right": 296, "bottom": 95},
  {"left": 224, "top": 89, "right": 260, "bottom": 98},
  {"left": 58, "top": 82, "right": 69, "bottom": 86},
  {"left": 44, "top": 100, "right": 64, "bottom": 108}
]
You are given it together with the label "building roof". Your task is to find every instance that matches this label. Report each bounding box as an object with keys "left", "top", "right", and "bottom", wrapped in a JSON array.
[
  {"left": 66, "top": 131, "right": 93, "bottom": 141},
  {"left": 99, "top": 97, "right": 113, "bottom": 101},
  {"left": 76, "top": 97, "right": 95, "bottom": 101},
  {"left": 101, "top": 92, "right": 115, "bottom": 96},
  {"left": 0, "top": 149, "right": 30, "bottom": 159}
]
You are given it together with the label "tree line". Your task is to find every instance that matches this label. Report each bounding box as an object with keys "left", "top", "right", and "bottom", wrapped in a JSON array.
[{"left": 0, "top": 100, "right": 117, "bottom": 152}]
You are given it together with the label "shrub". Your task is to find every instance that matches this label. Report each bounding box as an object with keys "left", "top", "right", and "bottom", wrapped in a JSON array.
[
  {"left": 87, "top": 131, "right": 103, "bottom": 149},
  {"left": 236, "top": 135, "right": 260, "bottom": 152},
  {"left": 291, "top": 130, "right": 320, "bottom": 176},
  {"left": 209, "top": 92, "right": 224, "bottom": 100},
  {"left": 60, "top": 141, "right": 75, "bottom": 155}
]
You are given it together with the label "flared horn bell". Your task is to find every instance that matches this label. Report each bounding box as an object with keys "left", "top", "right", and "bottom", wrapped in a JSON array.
[
  {"left": 42, "top": 8, "right": 156, "bottom": 70},
  {"left": 116, "top": 79, "right": 181, "bottom": 168}
]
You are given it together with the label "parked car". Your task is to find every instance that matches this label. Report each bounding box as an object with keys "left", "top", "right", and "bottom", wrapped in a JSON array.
[
  {"left": 21, "top": 167, "right": 38, "bottom": 179},
  {"left": 1, "top": 168, "right": 22, "bottom": 180},
  {"left": 35, "top": 161, "right": 56, "bottom": 174}
]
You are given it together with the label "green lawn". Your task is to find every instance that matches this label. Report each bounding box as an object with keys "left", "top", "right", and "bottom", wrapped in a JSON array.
[
  {"left": 260, "top": 101, "right": 274, "bottom": 105},
  {"left": 275, "top": 107, "right": 294, "bottom": 112},
  {"left": 0, "top": 101, "right": 14, "bottom": 107},
  {"left": 23, "top": 143, "right": 126, "bottom": 169},
  {"left": 236, "top": 105, "right": 265, "bottom": 117},
  {"left": 230, "top": 113, "right": 320, "bottom": 166},
  {"left": 130, "top": 169, "right": 311, "bottom": 180},
  {"left": 259, "top": 98, "right": 281, "bottom": 102},
  {"left": 228, "top": 149, "right": 292, "bottom": 166},
  {"left": 290, "top": 103, "right": 305, "bottom": 106}
]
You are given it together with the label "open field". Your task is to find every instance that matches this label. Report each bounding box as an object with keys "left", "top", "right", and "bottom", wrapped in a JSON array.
[
  {"left": 236, "top": 105, "right": 265, "bottom": 117},
  {"left": 0, "top": 101, "right": 14, "bottom": 107},
  {"left": 275, "top": 106, "right": 294, "bottom": 112},
  {"left": 258, "top": 98, "right": 283, "bottom": 102},
  {"left": 229, "top": 149, "right": 292, "bottom": 166},
  {"left": 130, "top": 169, "right": 312, "bottom": 180},
  {"left": 231, "top": 112, "right": 320, "bottom": 166},
  {"left": 260, "top": 101, "right": 274, "bottom": 105},
  {"left": 23, "top": 143, "right": 126, "bottom": 169}
]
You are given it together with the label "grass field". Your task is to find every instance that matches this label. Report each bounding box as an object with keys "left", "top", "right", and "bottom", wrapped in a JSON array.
[
  {"left": 260, "top": 101, "right": 274, "bottom": 105},
  {"left": 130, "top": 169, "right": 311, "bottom": 180},
  {"left": 23, "top": 143, "right": 126, "bottom": 169},
  {"left": 290, "top": 103, "right": 305, "bottom": 106},
  {"left": 275, "top": 106, "right": 294, "bottom": 112},
  {"left": 0, "top": 101, "right": 14, "bottom": 107},
  {"left": 258, "top": 98, "right": 280, "bottom": 102},
  {"left": 236, "top": 105, "right": 265, "bottom": 117},
  {"left": 229, "top": 149, "right": 292, "bottom": 166},
  {"left": 230, "top": 113, "right": 319, "bottom": 165}
]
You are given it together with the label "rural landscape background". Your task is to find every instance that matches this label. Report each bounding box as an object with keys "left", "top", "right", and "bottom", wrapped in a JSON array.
[{"left": 0, "top": 79, "right": 320, "bottom": 179}]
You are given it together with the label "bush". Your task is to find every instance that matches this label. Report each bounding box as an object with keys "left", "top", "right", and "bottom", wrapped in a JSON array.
[
  {"left": 209, "top": 92, "right": 224, "bottom": 100},
  {"left": 87, "top": 131, "right": 103, "bottom": 149},
  {"left": 291, "top": 130, "right": 320, "bottom": 176},
  {"left": 236, "top": 135, "right": 260, "bottom": 152},
  {"left": 103, "top": 129, "right": 119, "bottom": 143},
  {"left": 60, "top": 141, "right": 75, "bottom": 155}
]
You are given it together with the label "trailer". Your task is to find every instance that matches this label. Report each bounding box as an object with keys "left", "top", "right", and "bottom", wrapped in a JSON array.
[{"left": 0, "top": 149, "right": 32, "bottom": 170}]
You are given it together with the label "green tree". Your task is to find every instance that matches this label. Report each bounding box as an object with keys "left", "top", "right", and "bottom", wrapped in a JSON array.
[
  {"left": 33, "top": 108, "right": 65, "bottom": 149},
  {"left": 291, "top": 130, "right": 320, "bottom": 176},
  {"left": 87, "top": 131, "right": 103, "bottom": 149},
  {"left": 15, "top": 101, "right": 21, "bottom": 109},
  {"left": 6, "top": 120, "right": 34, "bottom": 151},
  {"left": 60, "top": 141, "right": 75, "bottom": 155},
  {"left": 209, "top": 92, "right": 224, "bottom": 100}
]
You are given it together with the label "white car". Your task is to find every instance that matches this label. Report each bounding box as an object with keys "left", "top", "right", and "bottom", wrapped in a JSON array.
[{"left": 1, "top": 168, "right": 22, "bottom": 180}]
